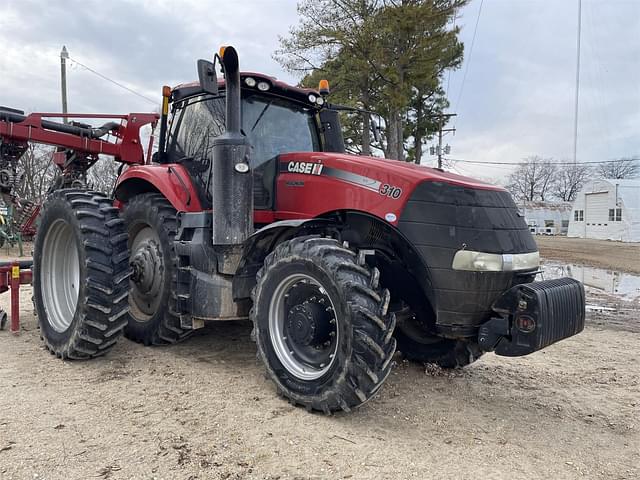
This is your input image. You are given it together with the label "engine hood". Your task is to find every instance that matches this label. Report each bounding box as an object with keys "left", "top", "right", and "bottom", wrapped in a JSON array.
[{"left": 279, "top": 151, "right": 503, "bottom": 192}]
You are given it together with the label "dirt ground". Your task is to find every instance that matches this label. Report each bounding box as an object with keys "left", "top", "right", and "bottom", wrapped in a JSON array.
[
  {"left": 0, "top": 241, "right": 638, "bottom": 479},
  {"left": 536, "top": 236, "right": 640, "bottom": 274}
]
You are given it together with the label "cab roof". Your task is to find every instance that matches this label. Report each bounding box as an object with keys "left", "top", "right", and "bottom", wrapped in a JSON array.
[{"left": 171, "top": 72, "right": 321, "bottom": 106}]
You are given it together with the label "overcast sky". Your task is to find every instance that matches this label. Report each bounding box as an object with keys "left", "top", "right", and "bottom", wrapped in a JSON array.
[{"left": 1, "top": 0, "right": 638, "bottom": 184}]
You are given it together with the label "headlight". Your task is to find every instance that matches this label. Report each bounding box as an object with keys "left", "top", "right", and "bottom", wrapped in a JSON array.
[
  {"left": 452, "top": 250, "right": 539, "bottom": 272},
  {"left": 316, "top": 96, "right": 325, "bottom": 106},
  {"left": 257, "top": 81, "right": 270, "bottom": 92},
  {"left": 308, "top": 93, "right": 317, "bottom": 103},
  {"left": 244, "top": 77, "right": 256, "bottom": 87}
]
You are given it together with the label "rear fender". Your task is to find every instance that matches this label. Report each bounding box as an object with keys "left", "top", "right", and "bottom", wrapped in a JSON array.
[{"left": 114, "top": 164, "right": 202, "bottom": 212}]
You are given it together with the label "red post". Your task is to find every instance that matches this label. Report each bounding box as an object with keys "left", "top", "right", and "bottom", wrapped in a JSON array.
[{"left": 10, "top": 262, "right": 20, "bottom": 334}]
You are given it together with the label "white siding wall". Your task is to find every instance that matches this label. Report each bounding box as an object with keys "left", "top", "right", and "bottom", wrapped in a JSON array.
[{"left": 568, "top": 179, "right": 639, "bottom": 242}]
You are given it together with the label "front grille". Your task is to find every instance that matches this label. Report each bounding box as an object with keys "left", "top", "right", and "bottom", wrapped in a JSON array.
[{"left": 397, "top": 180, "right": 538, "bottom": 332}]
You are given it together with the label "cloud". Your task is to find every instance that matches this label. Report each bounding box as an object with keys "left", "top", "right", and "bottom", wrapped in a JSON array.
[
  {"left": 1, "top": 0, "right": 638, "bottom": 184},
  {"left": 0, "top": 0, "right": 300, "bottom": 114},
  {"left": 446, "top": 0, "right": 640, "bottom": 179}
]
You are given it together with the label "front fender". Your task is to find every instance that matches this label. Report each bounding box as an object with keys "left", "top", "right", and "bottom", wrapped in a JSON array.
[
  {"left": 114, "top": 164, "right": 202, "bottom": 212},
  {"left": 232, "top": 218, "right": 335, "bottom": 300}
]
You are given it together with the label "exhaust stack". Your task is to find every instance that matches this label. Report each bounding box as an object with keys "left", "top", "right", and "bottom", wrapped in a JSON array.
[{"left": 211, "top": 46, "right": 253, "bottom": 252}]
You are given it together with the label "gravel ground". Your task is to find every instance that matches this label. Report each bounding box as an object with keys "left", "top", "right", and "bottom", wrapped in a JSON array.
[
  {"left": 0, "top": 240, "right": 638, "bottom": 479},
  {"left": 535, "top": 236, "right": 640, "bottom": 274}
]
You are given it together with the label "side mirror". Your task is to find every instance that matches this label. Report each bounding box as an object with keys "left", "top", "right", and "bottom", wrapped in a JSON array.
[
  {"left": 197, "top": 59, "right": 218, "bottom": 95},
  {"left": 370, "top": 118, "right": 381, "bottom": 144}
]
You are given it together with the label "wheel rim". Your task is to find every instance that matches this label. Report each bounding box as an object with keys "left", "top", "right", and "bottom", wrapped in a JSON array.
[
  {"left": 128, "top": 224, "right": 164, "bottom": 321},
  {"left": 268, "top": 273, "right": 339, "bottom": 381},
  {"left": 41, "top": 219, "right": 80, "bottom": 332}
]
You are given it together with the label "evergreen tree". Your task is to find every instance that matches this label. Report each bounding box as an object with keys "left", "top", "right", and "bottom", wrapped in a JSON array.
[{"left": 276, "top": 0, "right": 466, "bottom": 162}]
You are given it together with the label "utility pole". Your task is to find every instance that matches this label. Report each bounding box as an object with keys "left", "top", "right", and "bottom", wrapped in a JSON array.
[
  {"left": 430, "top": 113, "right": 457, "bottom": 169},
  {"left": 60, "top": 46, "right": 69, "bottom": 124},
  {"left": 572, "top": 0, "right": 582, "bottom": 163}
]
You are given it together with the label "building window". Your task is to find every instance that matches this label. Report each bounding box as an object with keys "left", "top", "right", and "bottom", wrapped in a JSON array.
[
  {"left": 575, "top": 210, "right": 584, "bottom": 221},
  {"left": 574, "top": 211, "right": 579, "bottom": 221},
  {"left": 616, "top": 208, "right": 622, "bottom": 221},
  {"left": 562, "top": 220, "right": 569, "bottom": 228},
  {"left": 609, "top": 209, "right": 615, "bottom": 221}
]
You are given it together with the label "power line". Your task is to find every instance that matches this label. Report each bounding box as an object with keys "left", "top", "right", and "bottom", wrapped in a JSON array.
[
  {"left": 448, "top": 157, "right": 634, "bottom": 166},
  {"left": 453, "top": 0, "right": 484, "bottom": 111},
  {"left": 67, "top": 56, "right": 158, "bottom": 106}
]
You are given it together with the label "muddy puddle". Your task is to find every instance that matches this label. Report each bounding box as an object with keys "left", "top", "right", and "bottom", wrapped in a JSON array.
[{"left": 540, "top": 260, "right": 640, "bottom": 303}]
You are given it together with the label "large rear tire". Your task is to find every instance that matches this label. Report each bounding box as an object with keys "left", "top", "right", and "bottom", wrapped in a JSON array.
[
  {"left": 33, "top": 190, "right": 130, "bottom": 359},
  {"left": 251, "top": 236, "right": 396, "bottom": 413},
  {"left": 122, "top": 193, "right": 191, "bottom": 345}
]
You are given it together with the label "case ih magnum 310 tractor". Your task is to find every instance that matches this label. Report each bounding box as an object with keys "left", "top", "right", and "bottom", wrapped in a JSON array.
[{"left": 0, "top": 47, "right": 585, "bottom": 412}]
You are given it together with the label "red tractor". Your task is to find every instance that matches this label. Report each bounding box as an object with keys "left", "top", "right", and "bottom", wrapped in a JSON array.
[{"left": 0, "top": 47, "right": 585, "bottom": 413}]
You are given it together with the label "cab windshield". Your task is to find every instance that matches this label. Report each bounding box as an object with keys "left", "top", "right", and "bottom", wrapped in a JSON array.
[
  {"left": 166, "top": 91, "right": 321, "bottom": 209},
  {"left": 167, "top": 92, "right": 320, "bottom": 169}
]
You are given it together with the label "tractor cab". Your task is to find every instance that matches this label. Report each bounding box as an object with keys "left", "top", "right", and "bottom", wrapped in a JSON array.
[{"left": 161, "top": 74, "right": 343, "bottom": 210}]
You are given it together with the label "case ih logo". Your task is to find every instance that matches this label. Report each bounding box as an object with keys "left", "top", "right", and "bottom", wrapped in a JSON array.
[{"left": 287, "top": 161, "right": 324, "bottom": 175}]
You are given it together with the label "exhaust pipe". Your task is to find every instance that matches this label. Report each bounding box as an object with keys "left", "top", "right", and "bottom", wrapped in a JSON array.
[{"left": 211, "top": 46, "right": 253, "bottom": 251}]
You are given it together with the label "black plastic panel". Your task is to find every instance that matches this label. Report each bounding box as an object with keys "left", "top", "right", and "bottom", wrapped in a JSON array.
[{"left": 398, "top": 181, "right": 538, "bottom": 333}]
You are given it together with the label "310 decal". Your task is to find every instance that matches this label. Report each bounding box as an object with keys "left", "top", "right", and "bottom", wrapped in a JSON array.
[{"left": 379, "top": 183, "right": 402, "bottom": 199}]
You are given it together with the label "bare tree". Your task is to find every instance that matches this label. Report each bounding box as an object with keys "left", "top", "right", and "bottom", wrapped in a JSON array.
[
  {"left": 551, "top": 164, "right": 592, "bottom": 201},
  {"left": 596, "top": 157, "right": 639, "bottom": 179},
  {"left": 87, "top": 156, "right": 120, "bottom": 194},
  {"left": 14, "top": 144, "right": 57, "bottom": 201},
  {"left": 506, "top": 156, "right": 557, "bottom": 201}
]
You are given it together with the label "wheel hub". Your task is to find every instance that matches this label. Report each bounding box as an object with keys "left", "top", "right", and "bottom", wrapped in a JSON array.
[
  {"left": 128, "top": 225, "right": 165, "bottom": 319},
  {"left": 130, "top": 240, "right": 162, "bottom": 295},
  {"left": 269, "top": 275, "right": 339, "bottom": 381},
  {"left": 287, "top": 302, "right": 330, "bottom": 346}
]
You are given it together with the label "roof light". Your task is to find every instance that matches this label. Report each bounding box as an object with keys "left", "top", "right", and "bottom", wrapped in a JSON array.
[
  {"left": 308, "top": 93, "right": 317, "bottom": 103},
  {"left": 257, "top": 81, "right": 270, "bottom": 92},
  {"left": 162, "top": 85, "right": 171, "bottom": 97},
  {"left": 219, "top": 46, "right": 227, "bottom": 58},
  {"left": 318, "top": 79, "right": 330, "bottom": 96},
  {"left": 244, "top": 77, "right": 256, "bottom": 87}
]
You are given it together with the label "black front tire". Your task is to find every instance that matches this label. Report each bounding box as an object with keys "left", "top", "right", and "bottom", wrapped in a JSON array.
[
  {"left": 122, "top": 193, "right": 191, "bottom": 345},
  {"left": 251, "top": 236, "right": 396, "bottom": 413},
  {"left": 395, "top": 328, "right": 483, "bottom": 368},
  {"left": 33, "top": 190, "right": 130, "bottom": 359}
]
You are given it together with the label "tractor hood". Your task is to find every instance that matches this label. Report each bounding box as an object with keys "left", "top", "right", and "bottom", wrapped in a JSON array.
[
  {"left": 279, "top": 151, "right": 502, "bottom": 194},
  {"left": 276, "top": 150, "right": 536, "bottom": 337}
]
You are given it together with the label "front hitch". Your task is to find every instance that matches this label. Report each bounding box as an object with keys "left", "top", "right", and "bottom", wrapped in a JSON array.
[{"left": 478, "top": 278, "right": 586, "bottom": 356}]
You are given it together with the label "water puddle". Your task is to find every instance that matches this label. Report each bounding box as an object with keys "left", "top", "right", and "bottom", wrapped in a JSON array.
[{"left": 539, "top": 261, "right": 640, "bottom": 302}]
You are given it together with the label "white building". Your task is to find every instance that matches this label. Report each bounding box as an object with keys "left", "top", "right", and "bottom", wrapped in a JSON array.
[
  {"left": 567, "top": 179, "right": 640, "bottom": 242},
  {"left": 522, "top": 201, "right": 573, "bottom": 235}
]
